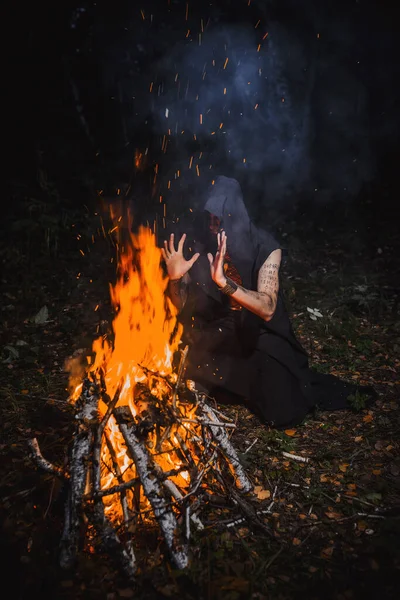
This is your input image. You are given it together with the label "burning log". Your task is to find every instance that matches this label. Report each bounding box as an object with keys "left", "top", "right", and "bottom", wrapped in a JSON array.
[
  {"left": 115, "top": 406, "right": 188, "bottom": 569},
  {"left": 59, "top": 379, "right": 99, "bottom": 570},
  {"left": 200, "top": 401, "right": 253, "bottom": 493}
]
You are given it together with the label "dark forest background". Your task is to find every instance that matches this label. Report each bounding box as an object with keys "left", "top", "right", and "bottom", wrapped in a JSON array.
[{"left": 4, "top": 0, "right": 400, "bottom": 244}]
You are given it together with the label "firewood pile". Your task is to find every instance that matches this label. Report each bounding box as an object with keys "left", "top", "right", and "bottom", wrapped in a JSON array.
[{"left": 28, "top": 348, "right": 253, "bottom": 579}]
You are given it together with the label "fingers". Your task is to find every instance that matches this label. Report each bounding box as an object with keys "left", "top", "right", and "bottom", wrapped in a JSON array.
[
  {"left": 177, "top": 233, "right": 186, "bottom": 253},
  {"left": 189, "top": 252, "right": 200, "bottom": 267},
  {"left": 163, "top": 240, "right": 171, "bottom": 259},
  {"left": 221, "top": 230, "right": 227, "bottom": 256},
  {"left": 168, "top": 233, "right": 176, "bottom": 254},
  {"left": 207, "top": 252, "right": 213, "bottom": 266}
]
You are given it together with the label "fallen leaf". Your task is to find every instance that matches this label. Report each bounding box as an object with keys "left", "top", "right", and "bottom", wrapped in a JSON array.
[
  {"left": 33, "top": 305, "right": 49, "bottom": 324},
  {"left": 363, "top": 414, "right": 373, "bottom": 423},
  {"left": 339, "top": 463, "right": 349, "bottom": 473},
  {"left": 372, "top": 469, "right": 382, "bottom": 476},
  {"left": 21, "top": 390, "right": 29, "bottom": 395},
  {"left": 354, "top": 436, "right": 363, "bottom": 443},
  {"left": 254, "top": 486, "right": 271, "bottom": 500},
  {"left": 284, "top": 429, "right": 297, "bottom": 437},
  {"left": 292, "top": 537, "right": 301, "bottom": 546},
  {"left": 321, "top": 546, "right": 334, "bottom": 559},
  {"left": 216, "top": 576, "right": 249, "bottom": 593},
  {"left": 325, "top": 511, "right": 342, "bottom": 520},
  {"left": 118, "top": 589, "right": 134, "bottom": 598}
]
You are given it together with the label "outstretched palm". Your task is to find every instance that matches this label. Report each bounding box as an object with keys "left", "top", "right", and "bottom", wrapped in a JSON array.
[
  {"left": 162, "top": 233, "right": 200, "bottom": 280},
  {"left": 207, "top": 230, "right": 227, "bottom": 287}
]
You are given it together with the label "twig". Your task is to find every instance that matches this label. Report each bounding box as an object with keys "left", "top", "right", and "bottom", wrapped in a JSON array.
[
  {"left": 88, "top": 477, "right": 140, "bottom": 499},
  {"left": 28, "top": 438, "right": 66, "bottom": 478},
  {"left": 281, "top": 451, "right": 310, "bottom": 463},
  {"left": 244, "top": 438, "right": 259, "bottom": 454},
  {"left": 178, "top": 418, "right": 236, "bottom": 428},
  {"left": 100, "top": 383, "right": 122, "bottom": 431},
  {"left": 172, "top": 345, "right": 189, "bottom": 410},
  {"left": 105, "top": 432, "right": 137, "bottom": 568},
  {"left": 343, "top": 495, "right": 379, "bottom": 508},
  {"left": 255, "top": 545, "right": 284, "bottom": 576}
]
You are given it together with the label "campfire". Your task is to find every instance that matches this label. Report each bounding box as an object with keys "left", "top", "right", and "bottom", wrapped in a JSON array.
[{"left": 29, "top": 211, "right": 252, "bottom": 578}]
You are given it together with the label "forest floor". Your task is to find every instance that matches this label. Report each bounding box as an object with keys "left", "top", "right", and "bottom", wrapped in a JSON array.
[{"left": 1, "top": 202, "right": 399, "bottom": 600}]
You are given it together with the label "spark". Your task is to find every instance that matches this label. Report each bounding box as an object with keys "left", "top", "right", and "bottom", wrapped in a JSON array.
[
  {"left": 255, "top": 19, "right": 260, "bottom": 28},
  {"left": 189, "top": 156, "right": 193, "bottom": 169},
  {"left": 223, "top": 57, "right": 229, "bottom": 69}
]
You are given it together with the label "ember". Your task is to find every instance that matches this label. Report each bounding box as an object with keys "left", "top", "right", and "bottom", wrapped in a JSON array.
[{"left": 29, "top": 213, "right": 252, "bottom": 578}]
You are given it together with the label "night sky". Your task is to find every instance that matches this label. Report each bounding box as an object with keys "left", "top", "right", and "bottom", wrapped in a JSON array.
[{"left": 6, "top": 0, "right": 400, "bottom": 225}]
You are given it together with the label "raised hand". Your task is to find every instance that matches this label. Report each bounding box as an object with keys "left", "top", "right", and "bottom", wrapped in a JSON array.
[
  {"left": 207, "top": 230, "right": 227, "bottom": 287},
  {"left": 162, "top": 233, "right": 200, "bottom": 281}
]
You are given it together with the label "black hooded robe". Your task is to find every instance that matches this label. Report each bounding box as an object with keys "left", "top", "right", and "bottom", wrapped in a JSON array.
[{"left": 178, "top": 176, "right": 373, "bottom": 428}]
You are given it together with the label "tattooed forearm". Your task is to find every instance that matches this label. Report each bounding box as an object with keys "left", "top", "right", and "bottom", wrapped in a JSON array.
[
  {"left": 220, "top": 250, "right": 281, "bottom": 321},
  {"left": 238, "top": 287, "right": 278, "bottom": 316}
]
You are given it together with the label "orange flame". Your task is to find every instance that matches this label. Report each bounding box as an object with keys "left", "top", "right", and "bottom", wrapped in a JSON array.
[
  {"left": 67, "top": 208, "right": 204, "bottom": 521},
  {"left": 86, "top": 211, "right": 182, "bottom": 409}
]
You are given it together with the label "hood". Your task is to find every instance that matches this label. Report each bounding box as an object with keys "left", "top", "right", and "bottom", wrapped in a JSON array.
[{"left": 203, "top": 176, "right": 253, "bottom": 262}]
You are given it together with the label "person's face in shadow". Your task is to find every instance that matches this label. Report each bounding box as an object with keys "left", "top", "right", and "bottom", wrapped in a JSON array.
[{"left": 209, "top": 213, "right": 221, "bottom": 235}]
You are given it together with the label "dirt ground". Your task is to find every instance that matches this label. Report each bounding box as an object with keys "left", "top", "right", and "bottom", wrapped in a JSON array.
[{"left": 1, "top": 200, "right": 399, "bottom": 599}]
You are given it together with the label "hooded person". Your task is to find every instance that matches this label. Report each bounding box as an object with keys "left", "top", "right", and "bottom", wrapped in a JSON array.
[{"left": 162, "top": 176, "right": 375, "bottom": 428}]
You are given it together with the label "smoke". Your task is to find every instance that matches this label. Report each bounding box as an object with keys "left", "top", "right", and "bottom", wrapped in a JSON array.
[
  {"left": 145, "top": 13, "right": 379, "bottom": 207},
  {"left": 73, "top": 0, "right": 399, "bottom": 209},
  {"left": 148, "top": 23, "right": 313, "bottom": 203}
]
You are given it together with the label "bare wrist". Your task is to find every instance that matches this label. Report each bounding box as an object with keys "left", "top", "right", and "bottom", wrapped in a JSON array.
[{"left": 215, "top": 277, "right": 227, "bottom": 289}]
